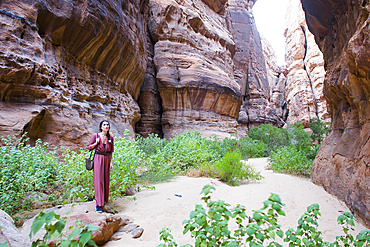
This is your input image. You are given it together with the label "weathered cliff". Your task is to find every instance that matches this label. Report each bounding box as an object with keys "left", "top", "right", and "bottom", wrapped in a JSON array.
[
  {"left": 285, "top": 0, "right": 328, "bottom": 128},
  {"left": 228, "top": 0, "right": 285, "bottom": 132},
  {"left": 0, "top": 0, "right": 149, "bottom": 149},
  {"left": 146, "top": 0, "right": 241, "bottom": 138},
  {"left": 301, "top": 0, "right": 370, "bottom": 226}
]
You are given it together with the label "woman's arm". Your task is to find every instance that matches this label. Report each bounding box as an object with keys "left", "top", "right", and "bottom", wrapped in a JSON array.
[
  {"left": 110, "top": 137, "right": 114, "bottom": 171},
  {"left": 87, "top": 134, "right": 100, "bottom": 150}
]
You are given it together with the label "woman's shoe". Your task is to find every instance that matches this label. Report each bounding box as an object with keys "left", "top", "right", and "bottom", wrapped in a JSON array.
[{"left": 96, "top": 206, "right": 103, "bottom": 213}]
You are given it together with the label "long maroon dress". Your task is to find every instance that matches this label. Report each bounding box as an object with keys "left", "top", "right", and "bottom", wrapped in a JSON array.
[{"left": 87, "top": 133, "right": 114, "bottom": 207}]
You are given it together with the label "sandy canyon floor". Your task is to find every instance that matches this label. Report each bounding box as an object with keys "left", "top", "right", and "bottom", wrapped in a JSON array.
[{"left": 103, "top": 158, "right": 366, "bottom": 246}]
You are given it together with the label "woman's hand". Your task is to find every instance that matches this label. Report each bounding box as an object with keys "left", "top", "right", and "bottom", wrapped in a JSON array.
[
  {"left": 110, "top": 163, "right": 113, "bottom": 171},
  {"left": 95, "top": 137, "right": 100, "bottom": 146}
]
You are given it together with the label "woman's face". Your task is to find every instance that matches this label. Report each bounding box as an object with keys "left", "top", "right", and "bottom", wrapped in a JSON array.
[{"left": 101, "top": 121, "right": 110, "bottom": 132}]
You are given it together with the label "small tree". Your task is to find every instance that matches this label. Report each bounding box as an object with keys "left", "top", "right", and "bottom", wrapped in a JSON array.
[{"left": 309, "top": 118, "right": 330, "bottom": 144}]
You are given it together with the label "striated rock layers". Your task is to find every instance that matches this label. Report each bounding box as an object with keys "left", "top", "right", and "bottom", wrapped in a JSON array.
[
  {"left": 301, "top": 0, "right": 370, "bottom": 226},
  {"left": 146, "top": 0, "right": 241, "bottom": 138},
  {"left": 285, "top": 0, "right": 328, "bottom": 128},
  {"left": 0, "top": 0, "right": 148, "bottom": 149},
  {"left": 228, "top": 0, "right": 286, "bottom": 132}
]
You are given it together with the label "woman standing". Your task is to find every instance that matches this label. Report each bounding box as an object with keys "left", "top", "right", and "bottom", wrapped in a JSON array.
[{"left": 87, "top": 120, "right": 114, "bottom": 212}]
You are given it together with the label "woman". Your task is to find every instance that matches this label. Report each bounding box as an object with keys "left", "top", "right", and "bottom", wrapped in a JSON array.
[{"left": 87, "top": 120, "right": 114, "bottom": 212}]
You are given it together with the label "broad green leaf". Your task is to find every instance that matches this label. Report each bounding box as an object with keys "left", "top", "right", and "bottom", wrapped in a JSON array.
[
  {"left": 59, "top": 240, "right": 72, "bottom": 247},
  {"left": 79, "top": 231, "right": 92, "bottom": 246},
  {"left": 86, "top": 224, "right": 99, "bottom": 231},
  {"left": 44, "top": 211, "right": 56, "bottom": 224},
  {"left": 246, "top": 228, "right": 256, "bottom": 236},
  {"left": 30, "top": 217, "right": 45, "bottom": 237},
  {"left": 68, "top": 228, "right": 81, "bottom": 240},
  {"left": 54, "top": 219, "right": 66, "bottom": 233}
]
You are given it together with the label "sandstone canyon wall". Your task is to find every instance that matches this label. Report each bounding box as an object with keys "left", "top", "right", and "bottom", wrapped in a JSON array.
[
  {"left": 228, "top": 0, "right": 286, "bottom": 132},
  {"left": 0, "top": 0, "right": 149, "bottom": 149},
  {"left": 285, "top": 0, "right": 329, "bottom": 127},
  {"left": 143, "top": 0, "right": 242, "bottom": 139},
  {"left": 301, "top": 0, "right": 370, "bottom": 226}
]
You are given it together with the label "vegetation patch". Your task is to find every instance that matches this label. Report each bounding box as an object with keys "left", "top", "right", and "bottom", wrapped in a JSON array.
[
  {"left": 0, "top": 118, "right": 330, "bottom": 219},
  {"left": 158, "top": 185, "right": 370, "bottom": 247}
]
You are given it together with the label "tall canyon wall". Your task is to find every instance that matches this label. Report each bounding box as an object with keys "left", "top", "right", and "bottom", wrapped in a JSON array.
[
  {"left": 142, "top": 0, "right": 241, "bottom": 139},
  {"left": 0, "top": 0, "right": 328, "bottom": 152},
  {"left": 228, "top": 0, "right": 285, "bottom": 132},
  {"left": 136, "top": 0, "right": 286, "bottom": 138},
  {"left": 301, "top": 0, "right": 370, "bottom": 226},
  {"left": 285, "top": 0, "right": 328, "bottom": 127},
  {"left": 0, "top": 0, "right": 149, "bottom": 149}
]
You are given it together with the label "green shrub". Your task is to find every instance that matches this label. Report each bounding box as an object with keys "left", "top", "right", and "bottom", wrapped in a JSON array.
[
  {"left": 247, "top": 124, "right": 290, "bottom": 156},
  {"left": 287, "top": 122, "right": 312, "bottom": 154},
  {"left": 206, "top": 135, "right": 265, "bottom": 160},
  {"left": 136, "top": 133, "right": 166, "bottom": 158},
  {"left": 310, "top": 118, "right": 330, "bottom": 144},
  {"left": 0, "top": 135, "right": 58, "bottom": 215},
  {"left": 57, "top": 148, "right": 94, "bottom": 203},
  {"left": 268, "top": 145, "right": 312, "bottom": 176},
  {"left": 159, "top": 185, "right": 370, "bottom": 247},
  {"left": 213, "top": 151, "right": 262, "bottom": 186},
  {"left": 30, "top": 211, "right": 98, "bottom": 247},
  {"left": 110, "top": 130, "right": 144, "bottom": 199},
  {"left": 238, "top": 136, "right": 265, "bottom": 158},
  {"left": 144, "top": 131, "right": 213, "bottom": 176},
  {"left": 57, "top": 129, "right": 143, "bottom": 201}
]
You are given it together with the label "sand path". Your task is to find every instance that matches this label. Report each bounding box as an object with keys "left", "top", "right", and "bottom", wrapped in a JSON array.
[{"left": 103, "top": 158, "right": 367, "bottom": 246}]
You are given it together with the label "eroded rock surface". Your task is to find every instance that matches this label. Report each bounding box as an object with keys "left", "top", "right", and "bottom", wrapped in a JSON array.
[
  {"left": 21, "top": 202, "right": 142, "bottom": 245},
  {"left": 0, "top": 0, "right": 148, "bottom": 149},
  {"left": 0, "top": 210, "right": 31, "bottom": 247},
  {"left": 285, "top": 0, "right": 328, "bottom": 128},
  {"left": 147, "top": 0, "right": 241, "bottom": 138},
  {"left": 228, "top": 0, "right": 285, "bottom": 133},
  {"left": 301, "top": 0, "right": 370, "bottom": 226}
]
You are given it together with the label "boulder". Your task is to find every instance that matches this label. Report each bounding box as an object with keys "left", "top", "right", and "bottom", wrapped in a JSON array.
[
  {"left": 0, "top": 210, "right": 31, "bottom": 247},
  {"left": 21, "top": 201, "right": 142, "bottom": 245}
]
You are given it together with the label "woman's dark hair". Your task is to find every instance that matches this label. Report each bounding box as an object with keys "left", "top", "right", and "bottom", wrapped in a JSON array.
[{"left": 99, "top": 120, "right": 111, "bottom": 140}]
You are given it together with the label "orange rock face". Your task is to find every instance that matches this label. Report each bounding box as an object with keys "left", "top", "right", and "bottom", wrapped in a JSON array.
[
  {"left": 147, "top": 0, "right": 241, "bottom": 138},
  {"left": 301, "top": 0, "right": 370, "bottom": 226},
  {"left": 0, "top": 0, "right": 148, "bottom": 149},
  {"left": 285, "top": 0, "right": 329, "bottom": 127},
  {"left": 228, "top": 0, "right": 286, "bottom": 132}
]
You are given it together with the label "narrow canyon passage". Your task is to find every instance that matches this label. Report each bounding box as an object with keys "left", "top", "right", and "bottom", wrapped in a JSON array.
[{"left": 102, "top": 158, "right": 366, "bottom": 246}]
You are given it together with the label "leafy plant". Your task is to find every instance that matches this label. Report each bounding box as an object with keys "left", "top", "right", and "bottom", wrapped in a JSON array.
[
  {"left": 284, "top": 203, "right": 327, "bottom": 246},
  {"left": 110, "top": 129, "right": 144, "bottom": 199},
  {"left": 0, "top": 135, "right": 58, "bottom": 215},
  {"left": 268, "top": 145, "right": 312, "bottom": 176},
  {"left": 247, "top": 124, "right": 290, "bottom": 156},
  {"left": 158, "top": 185, "right": 370, "bottom": 247},
  {"left": 162, "top": 184, "right": 286, "bottom": 247},
  {"left": 30, "top": 210, "right": 99, "bottom": 247},
  {"left": 139, "top": 131, "right": 213, "bottom": 184},
  {"left": 136, "top": 133, "right": 166, "bottom": 158},
  {"left": 310, "top": 118, "right": 330, "bottom": 144},
  {"left": 206, "top": 134, "right": 265, "bottom": 160},
  {"left": 213, "top": 151, "right": 262, "bottom": 186},
  {"left": 158, "top": 227, "right": 184, "bottom": 247},
  {"left": 57, "top": 148, "right": 94, "bottom": 203}
]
